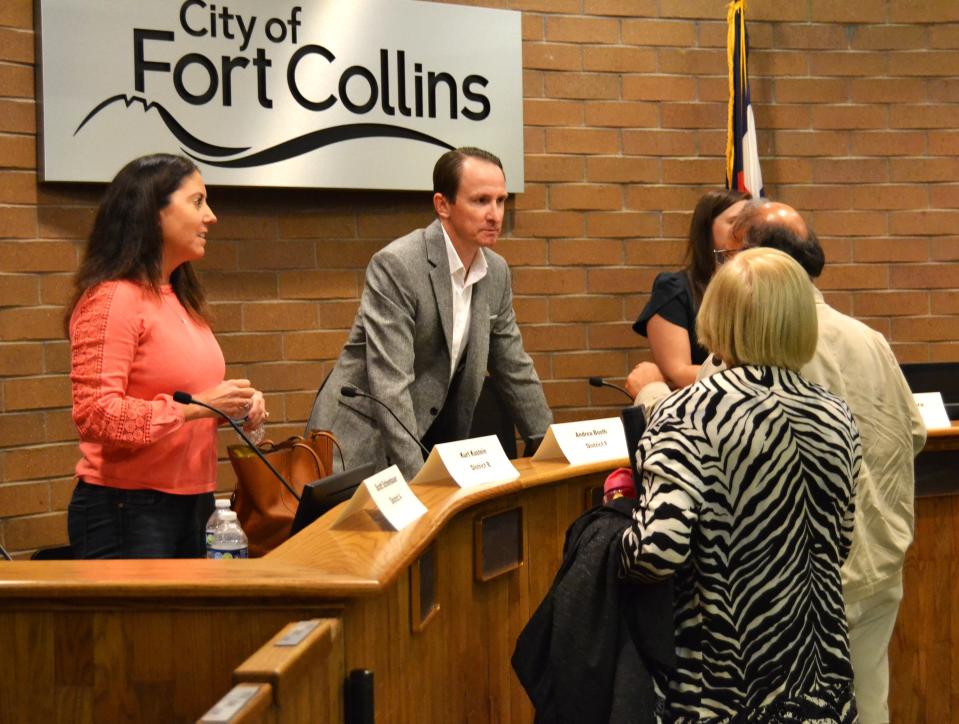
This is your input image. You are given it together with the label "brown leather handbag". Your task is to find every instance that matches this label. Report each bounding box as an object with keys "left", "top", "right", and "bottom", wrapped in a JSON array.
[{"left": 227, "top": 430, "right": 338, "bottom": 557}]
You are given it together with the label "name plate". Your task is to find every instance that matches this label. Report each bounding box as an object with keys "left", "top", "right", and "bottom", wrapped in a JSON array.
[
  {"left": 532, "top": 417, "right": 629, "bottom": 465},
  {"left": 410, "top": 434, "right": 519, "bottom": 488},
  {"left": 199, "top": 683, "right": 261, "bottom": 723},
  {"left": 335, "top": 465, "right": 427, "bottom": 530},
  {"left": 914, "top": 391, "right": 952, "bottom": 430}
]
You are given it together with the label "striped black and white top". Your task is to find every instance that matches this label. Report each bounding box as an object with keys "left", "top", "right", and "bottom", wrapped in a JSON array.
[{"left": 621, "top": 365, "right": 862, "bottom": 723}]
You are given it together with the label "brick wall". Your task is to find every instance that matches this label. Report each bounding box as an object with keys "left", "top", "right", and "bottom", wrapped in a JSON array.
[{"left": 1, "top": 0, "right": 957, "bottom": 555}]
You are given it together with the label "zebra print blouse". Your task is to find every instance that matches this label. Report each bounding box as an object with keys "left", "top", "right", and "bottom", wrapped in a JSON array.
[{"left": 620, "top": 365, "right": 862, "bottom": 723}]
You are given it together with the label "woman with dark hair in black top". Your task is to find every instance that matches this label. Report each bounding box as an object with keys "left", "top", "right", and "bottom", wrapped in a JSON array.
[{"left": 631, "top": 189, "right": 750, "bottom": 390}]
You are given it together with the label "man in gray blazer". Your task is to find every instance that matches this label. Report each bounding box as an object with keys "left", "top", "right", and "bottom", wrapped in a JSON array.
[{"left": 307, "top": 147, "right": 552, "bottom": 480}]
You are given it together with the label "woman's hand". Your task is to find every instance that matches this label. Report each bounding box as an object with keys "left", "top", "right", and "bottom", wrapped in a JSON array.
[
  {"left": 182, "top": 379, "right": 256, "bottom": 421},
  {"left": 242, "top": 390, "right": 268, "bottom": 431}
]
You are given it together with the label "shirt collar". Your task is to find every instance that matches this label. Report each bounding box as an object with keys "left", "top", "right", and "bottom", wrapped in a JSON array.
[{"left": 441, "top": 225, "right": 487, "bottom": 286}]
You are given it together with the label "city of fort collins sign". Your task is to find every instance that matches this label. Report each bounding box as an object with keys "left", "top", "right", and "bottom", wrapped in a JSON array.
[{"left": 36, "top": 0, "right": 524, "bottom": 191}]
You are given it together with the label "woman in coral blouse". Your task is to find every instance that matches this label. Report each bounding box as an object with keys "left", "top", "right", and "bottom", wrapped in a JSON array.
[{"left": 66, "top": 154, "right": 267, "bottom": 559}]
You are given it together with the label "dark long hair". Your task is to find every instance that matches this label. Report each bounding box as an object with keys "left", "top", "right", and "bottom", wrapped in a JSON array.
[
  {"left": 684, "top": 189, "right": 751, "bottom": 306},
  {"left": 65, "top": 154, "right": 208, "bottom": 331}
]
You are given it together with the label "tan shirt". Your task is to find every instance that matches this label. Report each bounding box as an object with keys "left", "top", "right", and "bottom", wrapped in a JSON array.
[{"left": 634, "top": 289, "right": 926, "bottom": 602}]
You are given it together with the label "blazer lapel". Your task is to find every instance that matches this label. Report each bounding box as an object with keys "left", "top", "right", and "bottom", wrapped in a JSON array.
[{"left": 426, "top": 219, "right": 454, "bottom": 359}]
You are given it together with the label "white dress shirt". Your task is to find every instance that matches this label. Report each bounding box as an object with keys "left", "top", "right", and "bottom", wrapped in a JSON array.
[{"left": 442, "top": 226, "right": 488, "bottom": 381}]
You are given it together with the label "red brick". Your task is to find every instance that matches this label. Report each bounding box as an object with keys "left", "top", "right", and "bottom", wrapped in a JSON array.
[
  {"left": 777, "top": 185, "right": 853, "bottom": 211},
  {"left": 495, "top": 238, "right": 549, "bottom": 266},
  {"left": 0, "top": 134, "right": 35, "bottom": 169},
  {"left": 587, "top": 267, "right": 659, "bottom": 294},
  {"left": 850, "top": 25, "right": 927, "bottom": 50},
  {"left": 586, "top": 157, "right": 661, "bottom": 183},
  {"left": 524, "top": 70, "right": 544, "bottom": 100},
  {"left": 752, "top": 104, "right": 813, "bottom": 130},
  {"left": 624, "top": 186, "right": 701, "bottom": 213},
  {"left": 0, "top": 273, "right": 37, "bottom": 306},
  {"left": 889, "top": 343, "right": 929, "bottom": 364},
  {"left": 0, "top": 342, "right": 43, "bottom": 376},
  {"left": 820, "top": 238, "right": 854, "bottom": 265},
  {"left": 657, "top": 48, "right": 726, "bottom": 75},
  {"left": 356, "top": 210, "right": 432, "bottom": 239},
  {"left": 512, "top": 0, "right": 580, "bottom": 13},
  {"left": 0, "top": 306, "right": 63, "bottom": 340},
  {"left": 623, "top": 129, "right": 697, "bottom": 156},
  {"left": 0, "top": 240, "right": 78, "bottom": 272},
  {"left": 809, "top": 0, "right": 885, "bottom": 22},
  {"left": 524, "top": 43, "right": 582, "bottom": 72},
  {"left": 3, "top": 375, "right": 71, "bottom": 411},
  {"left": 542, "top": 379, "right": 590, "bottom": 408},
  {"left": 742, "top": 3, "right": 808, "bottom": 21},
  {"left": 586, "top": 212, "right": 660, "bottom": 239},
  {"left": 512, "top": 268, "right": 586, "bottom": 295},
  {"left": 808, "top": 51, "right": 888, "bottom": 77},
  {"left": 930, "top": 26, "right": 959, "bottom": 49},
  {"left": 588, "top": 322, "right": 636, "bottom": 349},
  {"left": 522, "top": 14, "right": 544, "bottom": 41},
  {"left": 854, "top": 291, "right": 929, "bottom": 318},
  {"left": 775, "top": 78, "right": 847, "bottom": 103},
  {"left": 812, "top": 159, "right": 888, "bottom": 184},
  {"left": 890, "top": 211, "right": 959, "bottom": 236},
  {"left": 544, "top": 72, "right": 620, "bottom": 100},
  {"left": 277, "top": 270, "right": 359, "bottom": 300},
  {"left": 246, "top": 361, "right": 324, "bottom": 392},
  {"left": 4, "top": 442, "right": 77, "bottom": 480},
  {"left": 217, "top": 333, "right": 283, "bottom": 364},
  {"left": 3, "top": 512, "right": 69, "bottom": 551},
  {"left": 891, "top": 158, "right": 957, "bottom": 182},
  {"left": 891, "top": 104, "right": 959, "bottom": 129},
  {"left": 928, "top": 131, "right": 959, "bottom": 155},
  {"left": 767, "top": 131, "right": 849, "bottom": 157},
  {"left": 850, "top": 131, "right": 926, "bottom": 157},
  {"left": 524, "top": 99, "right": 583, "bottom": 127},
  {"left": 208, "top": 303, "right": 243, "bottom": 333},
  {"left": 43, "top": 341, "right": 70, "bottom": 375},
  {"left": 548, "top": 239, "right": 624, "bottom": 266},
  {"left": 550, "top": 295, "right": 624, "bottom": 322},
  {"left": 585, "top": 102, "right": 658, "bottom": 129},
  {"left": 751, "top": 50, "right": 810, "bottom": 77},
  {"left": 853, "top": 238, "right": 930, "bottom": 263},
  {"left": 662, "top": 158, "right": 725, "bottom": 184},
  {"left": 314, "top": 240, "right": 381, "bottom": 270},
  {"left": 546, "top": 17, "right": 620, "bottom": 44},
  {"left": 931, "top": 187, "right": 959, "bottom": 209},
  {"left": 524, "top": 127, "right": 545, "bottom": 154},
  {"left": 513, "top": 297, "right": 550, "bottom": 325},
  {"left": 931, "top": 291, "right": 959, "bottom": 314},
  {"left": 892, "top": 52, "right": 959, "bottom": 77},
  {"left": 550, "top": 184, "right": 622, "bottom": 211},
  {"left": 0, "top": 480, "right": 49, "bottom": 517},
  {"left": 552, "top": 350, "right": 629, "bottom": 379},
  {"left": 40, "top": 273, "right": 73, "bottom": 305},
  {"left": 0, "top": 27, "right": 32, "bottom": 61},
  {"left": 848, "top": 78, "right": 925, "bottom": 104},
  {"left": 0, "top": 99, "right": 34, "bottom": 134},
  {"left": 761, "top": 158, "right": 815, "bottom": 184},
  {"left": 699, "top": 76, "right": 774, "bottom": 104},
  {"left": 661, "top": 102, "right": 724, "bottom": 129},
  {"left": 279, "top": 212, "right": 357, "bottom": 240},
  {"left": 512, "top": 184, "right": 548, "bottom": 211},
  {"left": 891, "top": 317, "right": 959, "bottom": 342},
  {"left": 773, "top": 24, "right": 846, "bottom": 50},
  {"left": 545, "top": 128, "right": 620, "bottom": 155},
  {"left": 928, "top": 79, "right": 959, "bottom": 103},
  {"left": 890, "top": 264, "right": 959, "bottom": 289},
  {"left": 817, "top": 264, "right": 889, "bottom": 290},
  {"left": 929, "top": 344, "right": 959, "bottom": 362},
  {"left": 318, "top": 300, "right": 360, "bottom": 330},
  {"left": 241, "top": 301, "right": 318, "bottom": 332},
  {"left": 811, "top": 105, "right": 887, "bottom": 130},
  {"left": 625, "top": 238, "right": 686, "bottom": 265},
  {"left": 204, "top": 272, "right": 278, "bottom": 301},
  {"left": 850, "top": 185, "right": 929, "bottom": 211},
  {"left": 522, "top": 324, "right": 588, "bottom": 352},
  {"left": 582, "top": 46, "right": 657, "bottom": 73},
  {"left": 622, "top": 19, "right": 696, "bottom": 46},
  {"left": 283, "top": 330, "right": 350, "bottom": 361},
  {"left": 44, "top": 410, "right": 77, "bottom": 443},
  {"left": 810, "top": 211, "right": 888, "bottom": 237},
  {"left": 583, "top": 0, "right": 658, "bottom": 16},
  {"left": 0, "top": 63, "right": 32, "bottom": 98},
  {"left": 889, "top": 3, "right": 959, "bottom": 22},
  {"left": 525, "top": 155, "right": 584, "bottom": 183}
]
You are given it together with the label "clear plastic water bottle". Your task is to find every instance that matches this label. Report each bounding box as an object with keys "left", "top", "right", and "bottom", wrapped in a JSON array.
[
  {"left": 208, "top": 511, "right": 249, "bottom": 559},
  {"left": 205, "top": 498, "right": 232, "bottom": 555}
]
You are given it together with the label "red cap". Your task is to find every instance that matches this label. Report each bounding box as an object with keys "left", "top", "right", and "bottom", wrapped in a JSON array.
[{"left": 603, "top": 467, "right": 637, "bottom": 499}]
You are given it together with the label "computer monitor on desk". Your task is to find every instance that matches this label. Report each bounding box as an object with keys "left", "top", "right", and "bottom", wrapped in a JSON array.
[{"left": 289, "top": 463, "right": 376, "bottom": 536}]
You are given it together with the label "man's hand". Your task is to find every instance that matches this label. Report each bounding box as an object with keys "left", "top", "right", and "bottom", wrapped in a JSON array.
[{"left": 625, "top": 362, "right": 666, "bottom": 398}]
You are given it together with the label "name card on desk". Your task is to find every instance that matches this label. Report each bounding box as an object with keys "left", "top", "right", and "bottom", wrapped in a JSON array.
[
  {"left": 335, "top": 465, "right": 427, "bottom": 530},
  {"left": 532, "top": 417, "right": 629, "bottom": 465},
  {"left": 411, "top": 434, "right": 520, "bottom": 488},
  {"left": 914, "top": 392, "right": 952, "bottom": 430}
]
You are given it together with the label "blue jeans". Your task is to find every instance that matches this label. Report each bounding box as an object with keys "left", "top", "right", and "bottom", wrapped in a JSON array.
[{"left": 67, "top": 480, "right": 214, "bottom": 559}]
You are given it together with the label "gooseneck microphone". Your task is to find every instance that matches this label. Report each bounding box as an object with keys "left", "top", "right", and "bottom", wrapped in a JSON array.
[
  {"left": 588, "top": 376, "right": 634, "bottom": 401},
  {"left": 340, "top": 386, "right": 430, "bottom": 457},
  {"left": 173, "top": 390, "right": 300, "bottom": 500}
]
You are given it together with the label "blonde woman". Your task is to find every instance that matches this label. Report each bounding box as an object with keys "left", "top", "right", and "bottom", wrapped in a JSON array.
[{"left": 620, "top": 248, "right": 861, "bottom": 722}]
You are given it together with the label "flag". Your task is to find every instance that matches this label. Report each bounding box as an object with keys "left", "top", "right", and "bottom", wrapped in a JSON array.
[{"left": 726, "top": 0, "right": 764, "bottom": 197}]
